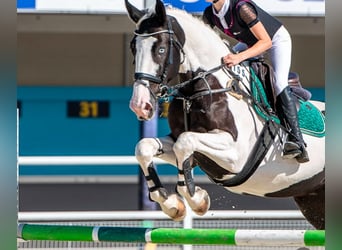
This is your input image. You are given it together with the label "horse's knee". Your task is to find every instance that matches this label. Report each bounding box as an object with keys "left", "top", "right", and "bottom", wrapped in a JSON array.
[
  {"left": 135, "top": 138, "right": 158, "bottom": 160},
  {"left": 173, "top": 133, "right": 195, "bottom": 156}
]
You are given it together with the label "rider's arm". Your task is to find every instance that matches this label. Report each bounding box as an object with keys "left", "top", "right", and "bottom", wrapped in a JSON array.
[{"left": 223, "top": 3, "right": 272, "bottom": 66}]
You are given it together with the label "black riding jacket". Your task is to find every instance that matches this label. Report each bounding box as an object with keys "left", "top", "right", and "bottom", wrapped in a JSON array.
[{"left": 203, "top": 0, "right": 282, "bottom": 47}]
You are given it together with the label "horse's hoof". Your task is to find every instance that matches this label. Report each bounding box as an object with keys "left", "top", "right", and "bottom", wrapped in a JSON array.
[
  {"left": 177, "top": 185, "right": 211, "bottom": 216},
  {"left": 160, "top": 193, "right": 186, "bottom": 222},
  {"left": 192, "top": 188, "right": 210, "bottom": 216},
  {"left": 170, "top": 206, "right": 187, "bottom": 222}
]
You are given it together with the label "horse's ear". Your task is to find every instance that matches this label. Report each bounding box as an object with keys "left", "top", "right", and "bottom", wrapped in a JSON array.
[
  {"left": 154, "top": 0, "right": 167, "bottom": 24},
  {"left": 125, "top": 0, "right": 144, "bottom": 24}
]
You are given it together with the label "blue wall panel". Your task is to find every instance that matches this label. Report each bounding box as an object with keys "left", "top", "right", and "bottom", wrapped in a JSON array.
[{"left": 18, "top": 87, "right": 143, "bottom": 156}]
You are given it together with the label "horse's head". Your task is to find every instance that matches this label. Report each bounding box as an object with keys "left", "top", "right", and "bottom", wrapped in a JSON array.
[{"left": 125, "top": 0, "right": 185, "bottom": 120}]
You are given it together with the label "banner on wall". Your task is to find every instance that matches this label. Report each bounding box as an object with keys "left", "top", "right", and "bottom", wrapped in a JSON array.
[
  {"left": 17, "top": 0, "right": 144, "bottom": 13},
  {"left": 253, "top": 0, "right": 324, "bottom": 16},
  {"left": 162, "top": 0, "right": 211, "bottom": 13},
  {"left": 18, "top": 0, "right": 324, "bottom": 16},
  {"left": 163, "top": 0, "right": 324, "bottom": 15},
  {"left": 17, "top": 0, "right": 36, "bottom": 9}
]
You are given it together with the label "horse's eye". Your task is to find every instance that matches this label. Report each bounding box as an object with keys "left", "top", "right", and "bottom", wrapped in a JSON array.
[{"left": 159, "top": 47, "right": 166, "bottom": 54}]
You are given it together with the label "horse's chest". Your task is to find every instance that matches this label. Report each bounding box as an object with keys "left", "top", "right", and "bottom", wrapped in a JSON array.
[{"left": 168, "top": 97, "right": 238, "bottom": 141}]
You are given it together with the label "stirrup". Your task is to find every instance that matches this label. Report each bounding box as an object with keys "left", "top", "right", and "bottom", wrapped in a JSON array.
[
  {"left": 295, "top": 148, "right": 310, "bottom": 163},
  {"left": 282, "top": 141, "right": 302, "bottom": 159},
  {"left": 282, "top": 141, "right": 309, "bottom": 163}
]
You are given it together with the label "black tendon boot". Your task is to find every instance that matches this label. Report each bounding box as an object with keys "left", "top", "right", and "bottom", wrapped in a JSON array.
[{"left": 276, "top": 86, "right": 309, "bottom": 163}]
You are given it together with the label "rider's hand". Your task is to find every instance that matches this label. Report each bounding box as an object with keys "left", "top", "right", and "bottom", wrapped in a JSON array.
[{"left": 223, "top": 53, "right": 243, "bottom": 67}]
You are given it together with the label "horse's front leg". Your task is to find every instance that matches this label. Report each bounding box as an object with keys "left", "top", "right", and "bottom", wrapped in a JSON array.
[
  {"left": 173, "top": 130, "right": 238, "bottom": 216},
  {"left": 135, "top": 136, "right": 186, "bottom": 221}
]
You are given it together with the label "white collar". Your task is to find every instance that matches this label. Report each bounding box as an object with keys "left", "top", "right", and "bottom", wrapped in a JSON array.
[{"left": 212, "top": 0, "right": 230, "bottom": 19}]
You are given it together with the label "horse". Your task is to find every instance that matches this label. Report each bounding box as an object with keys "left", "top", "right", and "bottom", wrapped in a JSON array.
[{"left": 125, "top": 0, "right": 325, "bottom": 230}]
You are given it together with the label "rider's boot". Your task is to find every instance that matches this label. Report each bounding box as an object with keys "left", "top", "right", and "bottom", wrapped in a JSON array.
[{"left": 276, "top": 86, "right": 309, "bottom": 163}]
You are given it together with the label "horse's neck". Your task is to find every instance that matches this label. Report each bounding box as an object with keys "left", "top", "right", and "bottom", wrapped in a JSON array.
[
  {"left": 181, "top": 40, "right": 228, "bottom": 72},
  {"left": 168, "top": 10, "right": 254, "bottom": 104},
  {"left": 169, "top": 11, "right": 230, "bottom": 75}
]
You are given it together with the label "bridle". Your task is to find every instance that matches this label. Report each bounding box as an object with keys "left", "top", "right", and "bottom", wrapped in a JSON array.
[{"left": 132, "top": 16, "right": 185, "bottom": 99}]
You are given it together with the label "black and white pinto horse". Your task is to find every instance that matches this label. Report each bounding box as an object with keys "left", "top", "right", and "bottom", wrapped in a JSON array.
[{"left": 125, "top": 0, "right": 325, "bottom": 229}]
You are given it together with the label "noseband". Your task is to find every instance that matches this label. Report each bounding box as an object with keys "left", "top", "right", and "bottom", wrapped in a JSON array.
[{"left": 133, "top": 16, "right": 185, "bottom": 98}]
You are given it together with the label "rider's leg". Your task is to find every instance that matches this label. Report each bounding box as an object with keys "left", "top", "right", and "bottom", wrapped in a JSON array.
[
  {"left": 276, "top": 86, "right": 309, "bottom": 163},
  {"left": 270, "top": 26, "right": 309, "bottom": 163}
]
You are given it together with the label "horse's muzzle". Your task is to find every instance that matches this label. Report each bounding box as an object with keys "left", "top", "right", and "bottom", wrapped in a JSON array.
[
  {"left": 129, "top": 100, "right": 154, "bottom": 121},
  {"left": 129, "top": 80, "right": 157, "bottom": 120}
]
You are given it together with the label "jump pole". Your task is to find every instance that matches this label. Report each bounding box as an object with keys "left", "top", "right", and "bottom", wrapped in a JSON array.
[{"left": 18, "top": 224, "right": 325, "bottom": 247}]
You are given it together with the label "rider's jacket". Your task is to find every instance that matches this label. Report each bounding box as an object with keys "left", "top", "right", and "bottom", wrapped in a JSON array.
[{"left": 203, "top": 0, "right": 282, "bottom": 47}]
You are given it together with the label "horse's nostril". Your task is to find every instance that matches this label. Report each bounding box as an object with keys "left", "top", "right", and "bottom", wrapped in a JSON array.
[{"left": 144, "top": 102, "right": 153, "bottom": 111}]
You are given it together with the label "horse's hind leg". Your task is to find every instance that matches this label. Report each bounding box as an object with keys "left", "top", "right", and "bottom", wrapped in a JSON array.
[
  {"left": 135, "top": 136, "right": 186, "bottom": 221},
  {"left": 294, "top": 184, "right": 325, "bottom": 229}
]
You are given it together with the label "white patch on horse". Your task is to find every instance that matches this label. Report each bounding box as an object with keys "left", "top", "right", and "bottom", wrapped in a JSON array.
[
  {"left": 167, "top": 9, "right": 229, "bottom": 76},
  {"left": 135, "top": 36, "right": 159, "bottom": 76}
]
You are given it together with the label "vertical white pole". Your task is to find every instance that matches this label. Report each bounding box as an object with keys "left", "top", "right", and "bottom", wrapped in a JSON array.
[{"left": 182, "top": 176, "right": 193, "bottom": 250}]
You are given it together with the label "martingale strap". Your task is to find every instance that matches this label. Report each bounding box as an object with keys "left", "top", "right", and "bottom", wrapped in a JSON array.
[{"left": 214, "top": 119, "right": 279, "bottom": 187}]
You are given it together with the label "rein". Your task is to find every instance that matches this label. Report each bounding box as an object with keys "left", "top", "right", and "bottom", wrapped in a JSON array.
[{"left": 168, "top": 61, "right": 249, "bottom": 102}]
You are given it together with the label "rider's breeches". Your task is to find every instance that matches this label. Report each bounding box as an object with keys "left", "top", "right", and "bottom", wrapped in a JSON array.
[
  {"left": 268, "top": 26, "right": 292, "bottom": 96},
  {"left": 233, "top": 25, "right": 292, "bottom": 97}
]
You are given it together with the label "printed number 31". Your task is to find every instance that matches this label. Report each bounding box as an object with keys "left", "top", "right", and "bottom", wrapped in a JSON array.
[{"left": 79, "top": 101, "right": 98, "bottom": 117}]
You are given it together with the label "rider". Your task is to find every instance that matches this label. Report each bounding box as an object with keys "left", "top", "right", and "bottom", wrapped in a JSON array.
[{"left": 203, "top": 0, "right": 309, "bottom": 163}]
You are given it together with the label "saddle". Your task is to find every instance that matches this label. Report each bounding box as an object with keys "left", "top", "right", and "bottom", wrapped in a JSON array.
[
  {"left": 288, "top": 72, "right": 312, "bottom": 102},
  {"left": 249, "top": 59, "right": 312, "bottom": 111},
  {"left": 248, "top": 59, "right": 325, "bottom": 138}
]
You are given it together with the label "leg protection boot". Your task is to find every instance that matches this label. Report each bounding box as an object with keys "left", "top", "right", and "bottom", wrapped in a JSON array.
[{"left": 276, "top": 86, "right": 309, "bottom": 163}]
